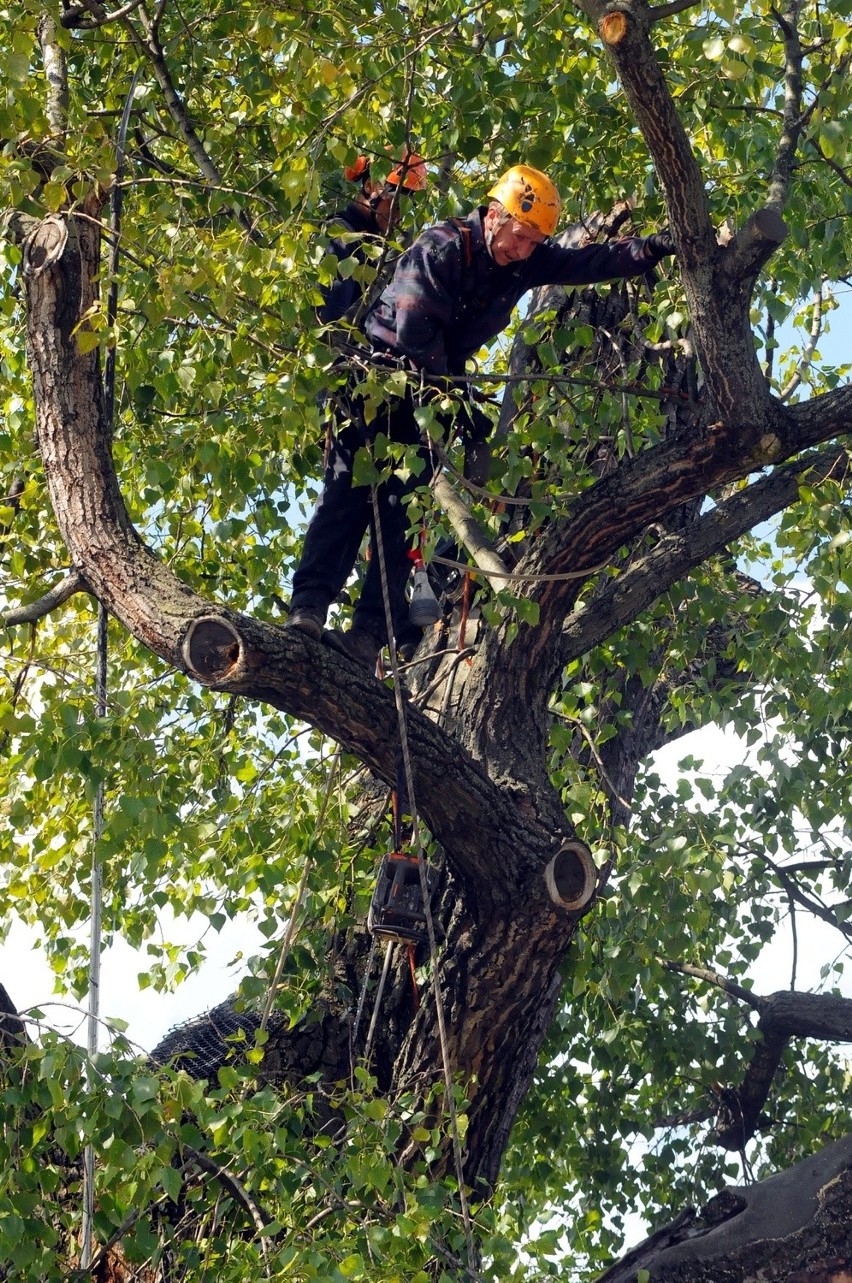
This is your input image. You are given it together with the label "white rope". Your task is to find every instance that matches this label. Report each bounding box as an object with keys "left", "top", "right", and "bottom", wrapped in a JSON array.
[
  {"left": 363, "top": 940, "right": 395, "bottom": 1066},
  {"left": 81, "top": 601, "right": 108, "bottom": 1269},
  {"left": 430, "top": 551, "right": 611, "bottom": 582},
  {"left": 81, "top": 73, "right": 137, "bottom": 1265},
  {"left": 369, "top": 479, "right": 477, "bottom": 1272}
]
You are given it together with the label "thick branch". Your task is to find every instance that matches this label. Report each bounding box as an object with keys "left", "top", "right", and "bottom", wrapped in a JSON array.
[
  {"left": 598, "top": 1133, "right": 852, "bottom": 1283},
  {"left": 721, "top": 206, "right": 789, "bottom": 285},
  {"left": 573, "top": 0, "right": 788, "bottom": 433},
  {"left": 38, "top": 12, "right": 69, "bottom": 142},
  {"left": 575, "top": 0, "right": 715, "bottom": 266},
  {"left": 559, "top": 444, "right": 848, "bottom": 664},
  {"left": 60, "top": 0, "right": 144, "bottom": 27},
  {"left": 766, "top": 0, "right": 806, "bottom": 213},
  {"left": 513, "top": 413, "right": 849, "bottom": 704}
]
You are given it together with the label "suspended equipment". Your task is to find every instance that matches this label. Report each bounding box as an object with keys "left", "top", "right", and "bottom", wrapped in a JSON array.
[{"left": 367, "top": 850, "right": 435, "bottom": 945}]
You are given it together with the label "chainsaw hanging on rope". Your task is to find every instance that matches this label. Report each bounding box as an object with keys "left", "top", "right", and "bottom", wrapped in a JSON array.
[
  {"left": 367, "top": 849, "right": 436, "bottom": 945},
  {"left": 367, "top": 769, "right": 436, "bottom": 946}
]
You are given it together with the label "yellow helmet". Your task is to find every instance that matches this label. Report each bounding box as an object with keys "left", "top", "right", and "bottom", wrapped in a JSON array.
[{"left": 487, "top": 165, "right": 561, "bottom": 237}]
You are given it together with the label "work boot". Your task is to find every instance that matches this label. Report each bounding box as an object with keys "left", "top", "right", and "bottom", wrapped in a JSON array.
[
  {"left": 324, "top": 626, "right": 382, "bottom": 672},
  {"left": 284, "top": 607, "right": 325, "bottom": 641}
]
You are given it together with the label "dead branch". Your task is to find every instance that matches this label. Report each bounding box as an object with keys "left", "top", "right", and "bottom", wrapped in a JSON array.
[{"left": 2, "top": 569, "right": 90, "bottom": 626}]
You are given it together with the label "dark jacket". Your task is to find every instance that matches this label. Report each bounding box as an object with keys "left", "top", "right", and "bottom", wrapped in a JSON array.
[{"left": 365, "top": 207, "right": 665, "bottom": 376}]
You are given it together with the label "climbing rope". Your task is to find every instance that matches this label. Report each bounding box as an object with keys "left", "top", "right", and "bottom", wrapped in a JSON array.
[
  {"left": 368, "top": 477, "right": 477, "bottom": 1273},
  {"left": 339, "top": 343, "right": 694, "bottom": 405},
  {"left": 81, "top": 601, "right": 108, "bottom": 1270},
  {"left": 81, "top": 68, "right": 139, "bottom": 1271},
  {"left": 430, "top": 550, "right": 611, "bottom": 582}
]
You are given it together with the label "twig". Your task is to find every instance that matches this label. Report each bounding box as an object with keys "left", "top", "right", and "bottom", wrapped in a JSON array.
[
  {"left": 552, "top": 711, "right": 633, "bottom": 816},
  {"left": 662, "top": 960, "right": 764, "bottom": 1011},
  {"left": 780, "top": 282, "right": 824, "bottom": 401},
  {"left": 124, "top": 5, "right": 258, "bottom": 240},
  {"left": 807, "top": 134, "right": 852, "bottom": 190},
  {"left": 183, "top": 1144, "right": 273, "bottom": 1262},
  {"left": 315, "top": 0, "right": 494, "bottom": 137},
  {"left": 757, "top": 851, "right": 852, "bottom": 944},
  {"left": 648, "top": 0, "right": 703, "bottom": 17},
  {"left": 73, "top": 1188, "right": 177, "bottom": 1277}
]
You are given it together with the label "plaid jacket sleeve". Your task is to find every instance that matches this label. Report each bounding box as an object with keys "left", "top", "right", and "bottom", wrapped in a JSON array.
[{"left": 527, "top": 235, "right": 663, "bottom": 288}]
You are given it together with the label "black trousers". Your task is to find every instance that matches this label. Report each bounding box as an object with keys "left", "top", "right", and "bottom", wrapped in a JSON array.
[{"left": 290, "top": 382, "right": 435, "bottom": 643}]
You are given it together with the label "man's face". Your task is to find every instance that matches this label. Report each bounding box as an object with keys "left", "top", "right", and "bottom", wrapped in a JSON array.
[{"left": 484, "top": 206, "right": 547, "bottom": 266}]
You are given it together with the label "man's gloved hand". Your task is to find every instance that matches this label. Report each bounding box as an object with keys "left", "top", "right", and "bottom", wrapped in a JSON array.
[
  {"left": 643, "top": 229, "right": 675, "bottom": 263},
  {"left": 463, "top": 438, "right": 492, "bottom": 487}
]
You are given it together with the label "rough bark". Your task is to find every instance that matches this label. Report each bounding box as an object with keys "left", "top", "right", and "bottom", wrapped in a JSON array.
[{"left": 596, "top": 1132, "right": 852, "bottom": 1283}]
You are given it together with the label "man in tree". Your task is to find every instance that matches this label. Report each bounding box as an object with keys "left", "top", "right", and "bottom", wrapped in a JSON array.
[
  {"left": 286, "top": 164, "right": 675, "bottom": 669},
  {"left": 317, "top": 150, "right": 429, "bottom": 328}
]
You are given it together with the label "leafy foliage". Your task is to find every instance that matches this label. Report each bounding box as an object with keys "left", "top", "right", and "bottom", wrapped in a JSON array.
[{"left": 0, "top": 0, "right": 850, "bottom": 1276}]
